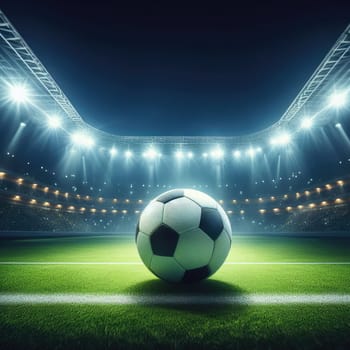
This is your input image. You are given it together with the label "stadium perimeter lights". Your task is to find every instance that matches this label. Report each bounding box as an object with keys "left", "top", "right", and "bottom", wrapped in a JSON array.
[
  {"left": 175, "top": 151, "right": 184, "bottom": 159},
  {"left": 125, "top": 150, "right": 133, "bottom": 158},
  {"left": 246, "top": 148, "right": 256, "bottom": 158},
  {"left": 109, "top": 147, "right": 118, "bottom": 157},
  {"left": 270, "top": 132, "right": 291, "bottom": 146},
  {"left": 210, "top": 148, "right": 224, "bottom": 159},
  {"left": 301, "top": 118, "right": 313, "bottom": 129},
  {"left": 142, "top": 148, "right": 161, "bottom": 159},
  {"left": 233, "top": 150, "right": 241, "bottom": 159},
  {"left": 71, "top": 131, "right": 95, "bottom": 148},
  {"left": 329, "top": 91, "right": 347, "bottom": 108},
  {"left": 47, "top": 115, "right": 61, "bottom": 129},
  {"left": 8, "top": 84, "right": 29, "bottom": 103},
  {"left": 187, "top": 152, "right": 194, "bottom": 159}
]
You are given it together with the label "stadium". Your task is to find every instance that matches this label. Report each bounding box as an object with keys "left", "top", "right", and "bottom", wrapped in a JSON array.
[{"left": 0, "top": 2, "right": 350, "bottom": 349}]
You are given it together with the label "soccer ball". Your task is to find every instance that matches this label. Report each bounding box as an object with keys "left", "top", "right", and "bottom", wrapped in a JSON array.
[{"left": 135, "top": 189, "right": 232, "bottom": 283}]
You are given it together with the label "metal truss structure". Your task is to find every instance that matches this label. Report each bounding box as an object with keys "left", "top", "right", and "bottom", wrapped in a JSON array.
[{"left": 0, "top": 8, "right": 350, "bottom": 145}]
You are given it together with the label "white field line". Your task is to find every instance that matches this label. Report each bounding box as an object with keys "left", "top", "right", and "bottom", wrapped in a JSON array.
[
  {"left": 0, "top": 293, "right": 350, "bottom": 305},
  {"left": 0, "top": 261, "right": 350, "bottom": 265}
]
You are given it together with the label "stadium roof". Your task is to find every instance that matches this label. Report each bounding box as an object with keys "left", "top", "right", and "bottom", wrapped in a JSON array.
[{"left": 0, "top": 9, "right": 350, "bottom": 145}]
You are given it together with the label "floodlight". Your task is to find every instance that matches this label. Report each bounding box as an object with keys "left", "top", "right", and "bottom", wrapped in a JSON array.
[
  {"left": 125, "top": 150, "right": 133, "bottom": 158},
  {"left": 233, "top": 150, "right": 241, "bottom": 158},
  {"left": 335, "top": 123, "right": 342, "bottom": 129},
  {"left": 20, "top": 122, "right": 26, "bottom": 127},
  {"left": 210, "top": 148, "right": 224, "bottom": 159},
  {"left": 329, "top": 91, "right": 347, "bottom": 108},
  {"left": 143, "top": 148, "right": 160, "bottom": 159},
  {"left": 109, "top": 148, "right": 118, "bottom": 157},
  {"left": 247, "top": 148, "right": 256, "bottom": 157},
  {"left": 175, "top": 151, "right": 184, "bottom": 159},
  {"left": 47, "top": 115, "right": 61, "bottom": 129},
  {"left": 270, "top": 132, "right": 291, "bottom": 146},
  {"left": 9, "top": 84, "right": 29, "bottom": 103},
  {"left": 202, "top": 152, "right": 208, "bottom": 158},
  {"left": 301, "top": 118, "right": 313, "bottom": 129},
  {"left": 187, "top": 152, "right": 194, "bottom": 159},
  {"left": 71, "top": 132, "right": 95, "bottom": 148}
]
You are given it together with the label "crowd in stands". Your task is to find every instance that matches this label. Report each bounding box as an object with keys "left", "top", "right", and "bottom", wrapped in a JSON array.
[
  {"left": 281, "top": 205, "right": 350, "bottom": 232},
  {"left": 1, "top": 144, "right": 350, "bottom": 234},
  {"left": 0, "top": 199, "right": 349, "bottom": 234},
  {"left": 0, "top": 201, "right": 136, "bottom": 233}
]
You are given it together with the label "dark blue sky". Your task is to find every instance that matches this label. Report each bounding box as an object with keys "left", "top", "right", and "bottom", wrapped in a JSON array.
[{"left": 1, "top": 0, "right": 350, "bottom": 136}]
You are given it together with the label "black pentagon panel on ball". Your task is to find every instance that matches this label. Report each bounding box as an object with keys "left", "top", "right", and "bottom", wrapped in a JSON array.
[
  {"left": 135, "top": 221, "right": 140, "bottom": 243},
  {"left": 199, "top": 208, "right": 224, "bottom": 240},
  {"left": 156, "top": 189, "right": 185, "bottom": 204},
  {"left": 182, "top": 265, "right": 210, "bottom": 283},
  {"left": 150, "top": 224, "right": 179, "bottom": 256}
]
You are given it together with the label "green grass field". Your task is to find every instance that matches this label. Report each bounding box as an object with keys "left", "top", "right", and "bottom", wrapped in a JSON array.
[{"left": 0, "top": 235, "right": 350, "bottom": 349}]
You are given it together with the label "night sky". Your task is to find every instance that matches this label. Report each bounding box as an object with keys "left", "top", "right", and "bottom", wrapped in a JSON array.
[{"left": 1, "top": 0, "right": 350, "bottom": 136}]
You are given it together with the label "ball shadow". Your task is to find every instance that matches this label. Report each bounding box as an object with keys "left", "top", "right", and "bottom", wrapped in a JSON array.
[{"left": 125, "top": 278, "right": 247, "bottom": 316}]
